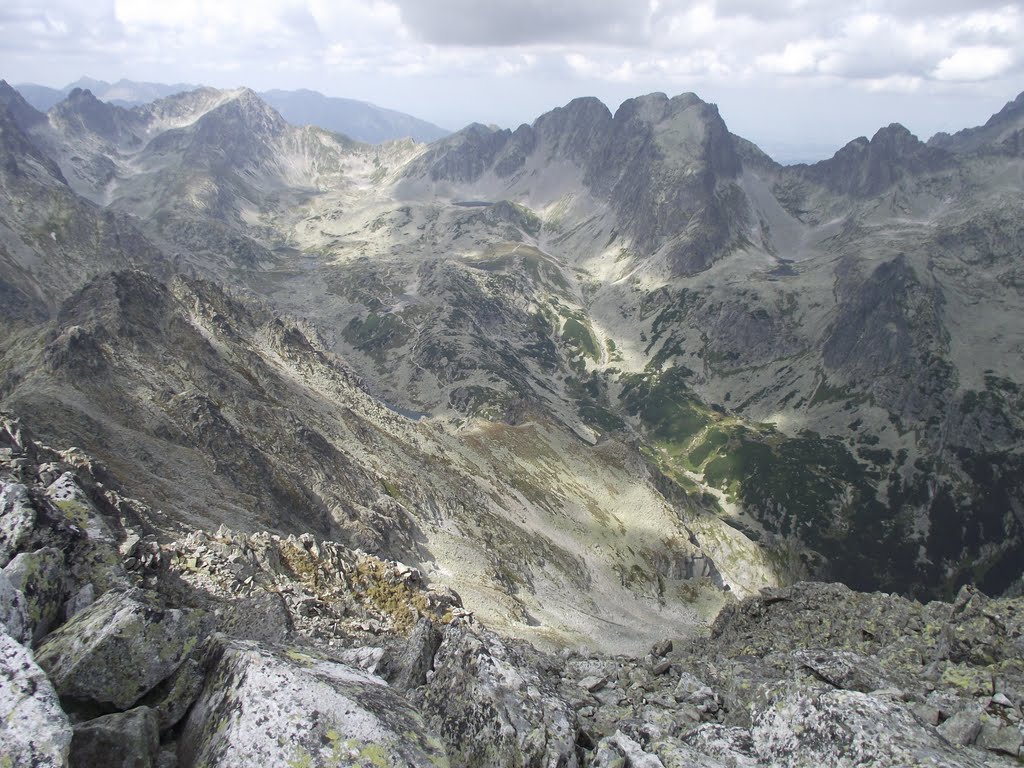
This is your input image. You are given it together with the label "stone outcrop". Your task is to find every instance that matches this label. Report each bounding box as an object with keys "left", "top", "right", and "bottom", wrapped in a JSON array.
[
  {"left": 179, "top": 640, "right": 449, "bottom": 768},
  {"left": 35, "top": 589, "right": 205, "bottom": 711},
  {"left": 0, "top": 627, "right": 72, "bottom": 768},
  {"left": 419, "top": 622, "right": 579, "bottom": 767},
  {"left": 69, "top": 706, "right": 161, "bottom": 768}
]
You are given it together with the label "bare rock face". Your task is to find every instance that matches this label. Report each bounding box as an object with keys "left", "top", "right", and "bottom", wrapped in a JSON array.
[
  {"left": 0, "top": 627, "right": 73, "bottom": 768},
  {"left": 4, "top": 545, "right": 68, "bottom": 643},
  {"left": 419, "top": 622, "right": 579, "bottom": 768},
  {"left": 751, "top": 686, "right": 989, "bottom": 767},
  {"left": 0, "top": 482, "right": 36, "bottom": 567},
  {"left": 178, "top": 639, "right": 450, "bottom": 768},
  {"left": 69, "top": 706, "right": 161, "bottom": 768},
  {"left": 0, "top": 569, "right": 30, "bottom": 644},
  {"left": 35, "top": 589, "right": 206, "bottom": 711}
]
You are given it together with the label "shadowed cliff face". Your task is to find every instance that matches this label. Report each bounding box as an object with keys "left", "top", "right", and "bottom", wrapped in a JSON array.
[
  {"left": 1, "top": 82, "right": 1023, "bottom": 648},
  {"left": 823, "top": 254, "right": 953, "bottom": 422}
]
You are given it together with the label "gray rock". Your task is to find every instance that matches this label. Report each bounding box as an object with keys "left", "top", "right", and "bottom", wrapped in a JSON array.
[
  {"left": 0, "top": 482, "right": 36, "bottom": 567},
  {"left": 46, "top": 472, "right": 116, "bottom": 543},
  {"left": 673, "top": 671, "right": 719, "bottom": 717},
  {"left": 911, "top": 703, "right": 942, "bottom": 725},
  {"left": 651, "top": 658, "right": 672, "bottom": 675},
  {"left": 580, "top": 675, "right": 607, "bottom": 693},
  {"left": 651, "top": 639, "right": 673, "bottom": 658},
  {"left": 385, "top": 617, "right": 441, "bottom": 690},
  {"left": 992, "top": 692, "right": 1013, "bottom": 707},
  {"left": 4, "top": 546, "right": 68, "bottom": 643},
  {"left": 214, "top": 590, "right": 292, "bottom": 642},
  {"left": 62, "top": 582, "right": 95, "bottom": 622},
  {"left": 336, "top": 646, "right": 388, "bottom": 675},
  {"left": 155, "top": 745, "right": 178, "bottom": 768},
  {"left": 0, "top": 569, "right": 30, "bottom": 644},
  {"left": 36, "top": 589, "right": 205, "bottom": 710},
  {"left": 420, "top": 622, "right": 578, "bottom": 767},
  {"left": 791, "top": 649, "right": 893, "bottom": 693},
  {"left": 975, "top": 721, "right": 1023, "bottom": 756},
  {"left": 753, "top": 686, "right": 989, "bottom": 767},
  {"left": 936, "top": 708, "right": 983, "bottom": 746},
  {"left": 0, "top": 627, "right": 73, "bottom": 767},
  {"left": 70, "top": 706, "right": 160, "bottom": 768},
  {"left": 178, "top": 639, "right": 449, "bottom": 767},
  {"left": 139, "top": 657, "right": 207, "bottom": 732},
  {"left": 593, "top": 730, "right": 665, "bottom": 767},
  {"left": 680, "top": 725, "right": 758, "bottom": 766}
]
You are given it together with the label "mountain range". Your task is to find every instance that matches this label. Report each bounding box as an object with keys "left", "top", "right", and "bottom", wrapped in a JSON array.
[
  {"left": 2, "top": 74, "right": 1024, "bottom": 766},
  {"left": 14, "top": 77, "right": 450, "bottom": 143},
  {"left": 1, "top": 76, "right": 1022, "bottom": 641}
]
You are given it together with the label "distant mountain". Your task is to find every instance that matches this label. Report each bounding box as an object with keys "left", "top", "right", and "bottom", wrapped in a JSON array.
[
  {"left": 15, "top": 78, "right": 197, "bottom": 111},
  {"left": 259, "top": 88, "right": 449, "bottom": 143},
  {"left": 13, "top": 83, "right": 64, "bottom": 111},
  {"left": 14, "top": 78, "right": 450, "bottom": 144}
]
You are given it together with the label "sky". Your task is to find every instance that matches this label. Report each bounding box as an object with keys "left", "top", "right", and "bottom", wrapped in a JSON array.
[{"left": 2, "top": 0, "right": 1023, "bottom": 162}]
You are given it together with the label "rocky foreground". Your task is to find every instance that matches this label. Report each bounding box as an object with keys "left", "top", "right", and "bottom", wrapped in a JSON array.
[{"left": 2, "top": 413, "right": 1022, "bottom": 767}]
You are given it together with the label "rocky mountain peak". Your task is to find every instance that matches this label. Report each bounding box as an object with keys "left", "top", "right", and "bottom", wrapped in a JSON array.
[
  {"left": 800, "top": 121, "right": 949, "bottom": 197},
  {"left": 605, "top": 91, "right": 740, "bottom": 179},
  {"left": 870, "top": 122, "right": 921, "bottom": 153},
  {"left": 55, "top": 270, "right": 172, "bottom": 343},
  {"left": 930, "top": 89, "right": 1024, "bottom": 154},
  {"left": 201, "top": 87, "right": 286, "bottom": 134},
  {"left": 530, "top": 96, "right": 612, "bottom": 165},
  {"left": 49, "top": 86, "right": 142, "bottom": 145},
  {"left": 0, "top": 92, "right": 67, "bottom": 187},
  {"left": 613, "top": 91, "right": 706, "bottom": 125},
  {"left": 420, "top": 122, "right": 514, "bottom": 182},
  {"left": 0, "top": 79, "right": 46, "bottom": 132}
]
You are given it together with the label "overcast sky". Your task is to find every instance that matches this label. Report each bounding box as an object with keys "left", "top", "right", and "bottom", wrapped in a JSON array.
[{"left": 2, "top": 0, "right": 1022, "bottom": 162}]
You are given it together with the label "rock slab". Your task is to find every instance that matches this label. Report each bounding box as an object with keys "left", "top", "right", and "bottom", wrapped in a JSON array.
[
  {"left": 0, "top": 627, "right": 73, "bottom": 767},
  {"left": 178, "top": 639, "right": 449, "bottom": 768},
  {"left": 35, "top": 588, "right": 204, "bottom": 710}
]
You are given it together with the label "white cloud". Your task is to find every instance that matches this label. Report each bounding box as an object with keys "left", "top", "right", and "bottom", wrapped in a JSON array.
[
  {"left": 757, "top": 40, "right": 828, "bottom": 75},
  {"left": 933, "top": 45, "right": 1014, "bottom": 80},
  {"left": 1, "top": 0, "right": 1022, "bottom": 155},
  {"left": 862, "top": 75, "right": 925, "bottom": 93},
  {"left": 565, "top": 53, "right": 601, "bottom": 78}
]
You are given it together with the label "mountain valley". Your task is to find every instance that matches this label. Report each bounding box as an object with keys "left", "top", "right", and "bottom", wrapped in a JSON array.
[{"left": 1, "top": 77, "right": 1023, "bottom": 766}]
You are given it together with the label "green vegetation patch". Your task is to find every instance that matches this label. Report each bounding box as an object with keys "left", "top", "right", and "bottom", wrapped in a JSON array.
[
  {"left": 562, "top": 317, "right": 600, "bottom": 362},
  {"left": 619, "top": 365, "right": 925, "bottom": 593}
]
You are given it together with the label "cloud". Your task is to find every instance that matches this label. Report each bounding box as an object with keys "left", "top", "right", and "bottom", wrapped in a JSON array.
[
  {"left": 1, "top": 0, "right": 1022, "bottom": 151},
  {"left": 3, "top": 0, "right": 1022, "bottom": 92},
  {"left": 391, "top": 0, "right": 649, "bottom": 46},
  {"left": 933, "top": 45, "right": 1014, "bottom": 80}
]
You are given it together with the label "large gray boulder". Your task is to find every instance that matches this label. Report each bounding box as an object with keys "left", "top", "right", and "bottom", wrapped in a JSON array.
[
  {"left": 0, "top": 626, "right": 73, "bottom": 767},
  {"left": 178, "top": 639, "right": 449, "bottom": 767},
  {"left": 419, "top": 622, "right": 578, "bottom": 768},
  {"left": 69, "top": 706, "right": 160, "bottom": 768},
  {"left": 384, "top": 616, "right": 441, "bottom": 690},
  {"left": 35, "top": 589, "right": 204, "bottom": 711},
  {"left": 4, "top": 545, "right": 68, "bottom": 643},
  {"left": 0, "top": 569, "right": 30, "bottom": 644},
  {"left": 0, "top": 482, "right": 36, "bottom": 566},
  {"left": 751, "top": 685, "right": 990, "bottom": 767}
]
